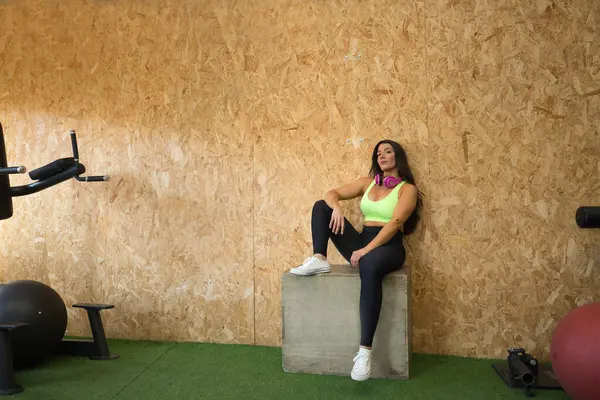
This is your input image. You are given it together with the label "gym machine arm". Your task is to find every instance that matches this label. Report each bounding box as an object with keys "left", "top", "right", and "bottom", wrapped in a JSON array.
[
  {"left": 2, "top": 129, "right": 108, "bottom": 197},
  {"left": 576, "top": 206, "right": 600, "bottom": 229},
  {"left": 0, "top": 167, "right": 25, "bottom": 175},
  {"left": 0, "top": 123, "right": 108, "bottom": 220}
]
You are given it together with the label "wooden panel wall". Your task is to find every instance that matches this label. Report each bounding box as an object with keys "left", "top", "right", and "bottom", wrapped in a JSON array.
[
  {"left": 427, "top": 0, "right": 600, "bottom": 357},
  {"left": 0, "top": 0, "right": 598, "bottom": 359}
]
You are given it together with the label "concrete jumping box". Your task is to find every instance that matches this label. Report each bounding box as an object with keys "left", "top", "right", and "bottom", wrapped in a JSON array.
[{"left": 282, "top": 264, "right": 411, "bottom": 379}]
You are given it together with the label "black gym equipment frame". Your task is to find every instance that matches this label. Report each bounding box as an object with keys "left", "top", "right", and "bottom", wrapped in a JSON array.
[
  {"left": 0, "top": 122, "right": 115, "bottom": 395},
  {"left": 492, "top": 347, "right": 563, "bottom": 397},
  {"left": 0, "top": 303, "right": 118, "bottom": 395}
]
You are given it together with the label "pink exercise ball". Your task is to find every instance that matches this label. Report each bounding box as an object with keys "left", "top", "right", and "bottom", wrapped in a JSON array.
[{"left": 550, "top": 302, "right": 600, "bottom": 400}]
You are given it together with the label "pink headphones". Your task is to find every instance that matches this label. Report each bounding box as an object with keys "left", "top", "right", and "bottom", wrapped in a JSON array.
[{"left": 375, "top": 174, "right": 403, "bottom": 188}]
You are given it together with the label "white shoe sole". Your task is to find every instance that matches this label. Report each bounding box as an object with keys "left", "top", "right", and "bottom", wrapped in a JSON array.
[
  {"left": 351, "top": 371, "right": 370, "bottom": 381},
  {"left": 289, "top": 266, "right": 331, "bottom": 276}
]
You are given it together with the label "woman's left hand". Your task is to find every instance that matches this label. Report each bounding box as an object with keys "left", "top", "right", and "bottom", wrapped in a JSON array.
[{"left": 350, "top": 248, "right": 368, "bottom": 267}]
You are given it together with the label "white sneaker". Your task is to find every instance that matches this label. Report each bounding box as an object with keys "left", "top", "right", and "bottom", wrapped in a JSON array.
[
  {"left": 351, "top": 348, "right": 372, "bottom": 381},
  {"left": 289, "top": 256, "right": 331, "bottom": 276}
]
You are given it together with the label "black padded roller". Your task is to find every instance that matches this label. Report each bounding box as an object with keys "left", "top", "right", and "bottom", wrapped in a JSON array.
[
  {"left": 28, "top": 157, "right": 76, "bottom": 181},
  {"left": 0, "top": 123, "right": 13, "bottom": 220},
  {"left": 576, "top": 206, "right": 600, "bottom": 229}
]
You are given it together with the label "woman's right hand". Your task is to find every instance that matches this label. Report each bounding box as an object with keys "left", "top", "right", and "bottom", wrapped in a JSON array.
[{"left": 329, "top": 206, "right": 345, "bottom": 235}]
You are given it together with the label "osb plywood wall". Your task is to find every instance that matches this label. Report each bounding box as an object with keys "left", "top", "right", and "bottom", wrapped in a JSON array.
[{"left": 0, "top": 0, "right": 598, "bottom": 359}]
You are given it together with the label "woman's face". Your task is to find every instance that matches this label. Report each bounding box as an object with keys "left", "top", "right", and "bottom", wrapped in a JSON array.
[{"left": 377, "top": 143, "right": 395, "bottom": 172}]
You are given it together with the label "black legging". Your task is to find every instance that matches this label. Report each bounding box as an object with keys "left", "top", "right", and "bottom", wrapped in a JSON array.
[{"left": 311, "top": 200, "right": 406, "bottom": 347}]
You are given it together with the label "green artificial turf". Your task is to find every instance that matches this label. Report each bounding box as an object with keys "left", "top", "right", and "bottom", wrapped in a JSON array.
[{"left": 12, "top": 340, "right": 570, "bottom": 400}]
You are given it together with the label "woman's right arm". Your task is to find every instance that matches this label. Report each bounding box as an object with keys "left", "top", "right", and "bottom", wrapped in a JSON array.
[
  {"left": 324, "top": 177, "right": 370, "bottom": 208},
  {"left": 323, "top": 177, "right": 370, "bottom": 234}
]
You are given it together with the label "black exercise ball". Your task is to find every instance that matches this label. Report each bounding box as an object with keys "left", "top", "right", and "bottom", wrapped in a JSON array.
[{"left": 0, "top": 280, "right": 68, "bottom": 368}]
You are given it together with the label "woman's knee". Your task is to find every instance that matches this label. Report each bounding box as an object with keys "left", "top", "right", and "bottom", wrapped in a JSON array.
[
  {"left": 313, "top": 199, "right": 328, "bottom": 209},
  {"left": 358, "top": 250, "right": 403, "bottom": 280},
  {"left": 358, "top": 255, "right": 383, "bottom": 281},
  {"left": 312, "top": 199, "right": 331, "bottom": 215}
]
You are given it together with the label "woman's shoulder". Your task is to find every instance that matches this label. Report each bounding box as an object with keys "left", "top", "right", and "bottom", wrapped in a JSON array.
[
  {"left": 350, "top": 176, "right": 373, "bottom": 194},
  {"left": 358, "top": 176, "right": 374, "bottom": 186},
  {"left": 397, "top": 182, "right": 417, "bottom": 197}
]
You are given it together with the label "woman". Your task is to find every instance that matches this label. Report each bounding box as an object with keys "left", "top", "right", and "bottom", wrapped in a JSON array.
[{"left": 289, "top": 139, "right": 422, "bottom": 381}]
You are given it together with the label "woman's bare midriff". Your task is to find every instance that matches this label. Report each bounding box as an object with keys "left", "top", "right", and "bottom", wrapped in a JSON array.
[
  {"left": 363, "top": 222, "right": 403, "bottom": 232},
  {"left": 363, "top": 221, "right": 386, "bottom": 227}
]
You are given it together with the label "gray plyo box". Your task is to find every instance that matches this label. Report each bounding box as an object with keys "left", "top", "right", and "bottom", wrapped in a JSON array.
[{"left": 282, "top": 264, "right": 411, "bottom": 379}]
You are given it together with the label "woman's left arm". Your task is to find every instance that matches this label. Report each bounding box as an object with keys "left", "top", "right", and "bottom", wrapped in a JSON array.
[{"left": 351, "top": 184, "right": 418, "bottom": 265}]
